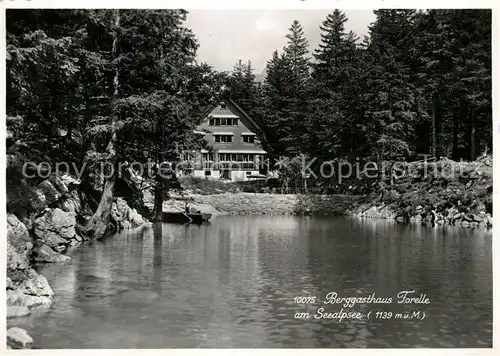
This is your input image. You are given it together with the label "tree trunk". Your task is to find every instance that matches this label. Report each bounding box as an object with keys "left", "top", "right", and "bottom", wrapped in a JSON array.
[
  {"left": 153, "top": 25, "right": 166, "bottom": 223},
  {"left": 153, "top": 166, "right": 164, "bottom": 222},
  {"left": 431, "top": 102, "right": 437, "bottom": 159},
  {"left": 452, "top": 112, "right": 460, "bottom": 161},
  {"left": 470, "top": 108, "right": 476, "bottom": 160},
  {"left": 153, "top": 119, "right": 164, "bottom": 222},
  {"left": 85, "top": 9, "right": 121, "bottom": 239}
]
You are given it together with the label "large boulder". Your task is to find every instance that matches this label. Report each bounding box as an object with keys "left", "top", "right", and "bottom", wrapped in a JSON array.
[
  {"left": 20, "top": 269, "right": 54, "bottom": 297},
  {"left": 7, "top": 268, "right": 53, "bottom": 312},
  {"left": 7, "top": 306, "right": 31, "bottom": 319},
  {"left": 7, "top": 289, "right": 52, "bottom": 310},
  {"left": 7, "top": 242, "right": 30, "bottom": 280},
  {"left": 7, "top": 240, "right": 54, "bottom": 316},
  {"left": 129, "top": 208, "right": 146, "bottom": 227},
  {"left": 34, "top": 208, "right": 79, "bottom": 249},
  {"left": 58, "top": 190, "right": 82, "bottom": 213},
  {"left": 31, "top": 241, "right": 71, "bottom": 263},
  {"left": 37, "top": 180, "right": 63, "bottom": 207},
  {"left": 7, "top": 327, "right": 33, "bottom": 349},
  {"left": 111, "top": 197, "right": 148, "bottom": 230},
  {"left": 111, "top": 198, "right": 132, "bottom": 230},
  {"left": 356, "top": 204, "right": 398, "bottom": 220},
  {"left": 7, "top": 214, "right": 33, "bottom": 260},
  {"left": 25, "top": 175, "right": 73, "bottom": 214}
]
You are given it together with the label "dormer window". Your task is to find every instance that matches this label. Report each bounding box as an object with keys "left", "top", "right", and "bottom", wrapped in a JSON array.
[
  {"left": 220, "top": 102, "right": 227, "bottom": 109},
  {"left": 241, "top": 133, "right": 256, "bottom": 144},
  {"left": 214, "top": 135, "right": 232, "bottom": 143},
  {"left": 243, "top": 136, "right": 255, "bottom": 143},
  {"left": 214, "top": 132, "right": 233, "bottom": 143},
  {"left": 209, "top": 117, "right": 238, "bottom": 126}
]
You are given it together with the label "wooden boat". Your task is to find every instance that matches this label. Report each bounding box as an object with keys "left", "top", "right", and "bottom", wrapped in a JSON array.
[{"left": 162, "top": 211, "right": 212, "bottom": 224}]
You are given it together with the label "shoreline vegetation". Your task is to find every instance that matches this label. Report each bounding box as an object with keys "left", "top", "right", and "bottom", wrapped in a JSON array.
[
  {"left": 5, "top": 8, "right": 491, "bottom": 349},
  {"left": 167, "top": 154, "right": 493, "bottom": 229}
]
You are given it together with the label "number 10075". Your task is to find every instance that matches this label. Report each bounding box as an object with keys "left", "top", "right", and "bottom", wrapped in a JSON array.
[{"left": 293, "top": 297, "right": 317, "bottom": 304}]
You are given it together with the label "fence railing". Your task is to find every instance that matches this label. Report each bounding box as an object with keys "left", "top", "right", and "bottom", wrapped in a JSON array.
[{"left": 179, "top": 162, "right": 257, "bottom": 170}]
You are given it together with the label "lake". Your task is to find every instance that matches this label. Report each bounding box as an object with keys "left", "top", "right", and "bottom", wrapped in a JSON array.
[{"left": 8, "top": 215, "right": 492, "bottom": 348}]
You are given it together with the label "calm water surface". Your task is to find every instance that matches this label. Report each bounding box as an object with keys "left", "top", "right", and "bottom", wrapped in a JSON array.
[{"left": 9, "top": 216, "right": 492, "bottom": 348}]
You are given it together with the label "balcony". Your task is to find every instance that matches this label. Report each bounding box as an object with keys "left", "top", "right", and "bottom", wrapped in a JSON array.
[{"left": 190, "top": 161, "right": 256, "bottom": 171}]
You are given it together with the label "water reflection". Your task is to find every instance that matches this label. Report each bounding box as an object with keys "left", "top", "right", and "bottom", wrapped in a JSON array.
[{"left": 8, "top": 216, "right": 492, "bottom": 348}]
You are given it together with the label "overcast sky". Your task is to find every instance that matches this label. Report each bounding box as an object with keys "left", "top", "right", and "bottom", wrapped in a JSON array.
[{"left": 185, "top": 10, "right": 376, "bottom": 74}]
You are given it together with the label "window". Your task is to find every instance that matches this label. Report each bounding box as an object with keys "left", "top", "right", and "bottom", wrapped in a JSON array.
[
  {"left": 210, "top": 118, "right": 238, "bottom": 126},
  {"left": 215, "top": 135, "right": 232, "bottom": 143},
  {"left": 202, "top": 153, "right": 214, "bottom": 161},
  {"left": 220, "top": 103, "right": 227, "bottom": 109},
  {"left": 205, "top": 170, "right": 211, "bottom": 176},
  {"left": 243, "top": 135, "right": 255, "bottom": 143}
]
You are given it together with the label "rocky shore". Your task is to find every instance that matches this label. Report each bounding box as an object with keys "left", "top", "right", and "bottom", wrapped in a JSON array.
[
  {"left": 347, "top": 201, "right": 493, "bottom": 228},
  {"left": 6, "top": 173, "right": 149, "bottom": 349},
  {"left": 346, "top": 156, "right": 493, "bottom": 228}
]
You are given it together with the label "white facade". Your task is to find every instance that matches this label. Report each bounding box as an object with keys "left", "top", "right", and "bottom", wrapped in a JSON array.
[{"left": 183, "top": 99, "right": 268, "bottom": 182}]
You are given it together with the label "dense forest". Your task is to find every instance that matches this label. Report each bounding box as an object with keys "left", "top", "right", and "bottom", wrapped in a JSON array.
[
  {"left": 6, "top": 9, "right": 492, "bottom": 237},
  {"left": 238, "top": 9, "right": 492, "bottom": 162}
]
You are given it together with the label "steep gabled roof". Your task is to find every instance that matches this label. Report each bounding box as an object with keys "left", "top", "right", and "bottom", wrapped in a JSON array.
[
  {"left": 225, "top": 98, "right": 263, "bottom": 135},
  {"left": 195, "top": 96, "right": 274, "bottom": 154},
  {"left": 223, "top": 97, "right": 273, "bottom": 154}
]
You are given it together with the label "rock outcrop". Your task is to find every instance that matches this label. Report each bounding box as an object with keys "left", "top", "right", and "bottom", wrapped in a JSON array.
[
  {"left": 347, "top": 156, "right": 493, "bottom": 228},
  {"left": 31, "top": 240, "right": 71, "bottom": 263},
  {"left": 111, "top": 197, "right": 148, "bottom": 231},
  {"left": 352, "top": 204, "right": 398, "bottom": 220},
  {"left": 7, "top": 327, "right": 33, "bottom": 349},
  {"left": 6, "top": 167, "right": 149, "bottom": 348},
  {"left": 34, "top": 208, "right": 80, "bottom": 252},
  {"left": 7, "top": 214, "right": 33, "bottom": 260},
  {"left": 7, "top": 216, "right": 54, "bottom": 320}
]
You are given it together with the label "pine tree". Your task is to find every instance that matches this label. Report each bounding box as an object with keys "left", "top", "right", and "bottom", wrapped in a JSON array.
[
  {"left": 313, "top": 9, "right": 349, "bottom": 84},
  {"left": 284, "top": 20, "right": 310, "bottom": 92},
  {"left": 261, "top": 50, "right": 294, "bottom": 155},
  {"left": 227, "top": 59, "right": 257, "bottom": 114},
  {"left": 362, "top": 10, "right": 420, "bottom": 160},
  {"left": 308, "top": 10, "right": 363, "bottom": 159},
  {"left": 282, "top": 20, "right": 311, "bottom": 155}
]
